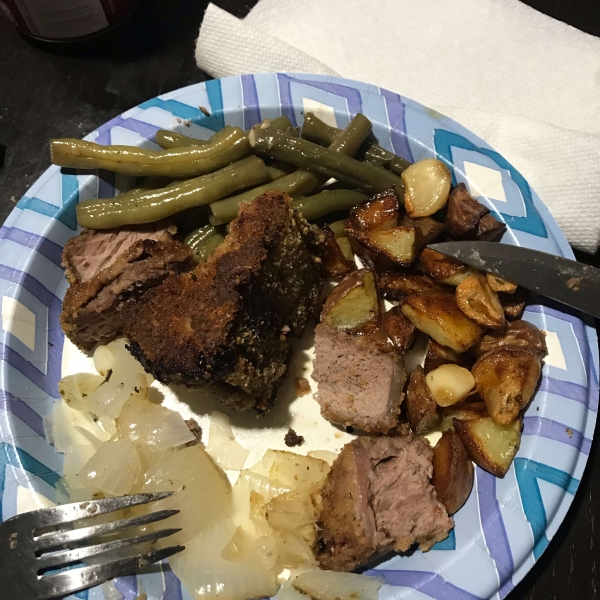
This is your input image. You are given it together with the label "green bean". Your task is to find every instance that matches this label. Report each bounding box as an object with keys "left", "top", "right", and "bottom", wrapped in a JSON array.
[
  {"left": 302, "top": 112, "right": 411, "bottom": 175},
  {"left": 210, "top": 114, "right": 373, "bottom": 224},
  {"left": 51, "top": 126, "right": 250, "bottom": 178},
  {"left": 76, "top": 155, "right": 270, "bottom": 229},
  {"left": 266, "top": 165, "right": 291, "bottom": 181},
  {"left": 293, "top": 190, "right": 368, "bottom": 222},
  {"left": 251, "top": 128, "right": 404, "bottom": 198},
  {"left": 126, "top": 175, "right": 174, "bottom": 195},
  {"left": 328, "top": 219, "right": 348, "bottom": 238},
  {"left": 184, "top": 224, "right": 225, "bottom": 262},
  {"left": 270, "top": 116, "right": 295, "bottom": 131},
  {"left": 155, "top": 130, "right": 207, "bottom": 149}
]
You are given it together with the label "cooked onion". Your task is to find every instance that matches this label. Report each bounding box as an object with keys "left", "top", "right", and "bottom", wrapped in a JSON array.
[
  {"left": 78, "top": 439, "right": 141, "bottom": 496},
  {"left": 307, "top": 450, "right": 338, "bottom": 465},
  {"left": 222, "top": 525, "right": 278, "bottom": 570},
  {"left": 169, "top": 519, "right": 277, "bottom": 600},
  {"left": 93, "top": 338, "right": 152, "bottom": 384},
  {"left": 63, "top": 442, "right": 97, "bottom": 490},
  {"left": 292, "top": 570, "right": 383, "bottom": 600},
  {"left": 267, "top": 490, "right": 318, "bottom": 535},
  {"left": 274, "top": 529, "right": 316, "bottom": 569},
  {"left": 52, "top": 399, "right": 111, "bottom": 452},
  {"left": 117, "top": 397, "right": 195, "bottom": 462},
  {"left": 87, "top": 372, "right": 148, "bottom": 419},
  {"left": 267, "top": 451, "right": 330, "bottom": 493},
  {"left": 207, "top": 411, "right": 250, "bottom": 471},
  {"left": 58, "top": 373, "right": 105, "bottom": 412},
  {"left": 136, "top": 445, "right": 232, "bottom": 547}
]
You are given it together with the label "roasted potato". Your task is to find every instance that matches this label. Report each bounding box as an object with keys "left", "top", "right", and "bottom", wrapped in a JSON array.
[
  {"left": 472, "top": 347, "right": 543, "bottom": 425},
  {"left": 432, "top": 430, "right": 474, "bottom": 514},
  {"left": 401, "top": 292, "right": 486, "bottom": 352},
  {"left": 402, "top": 158, "right": 452, "bottom": 217},
  {"left": 348, "top": 188, "right": 400, "bottom": 231},
  {"left": 400, "top": 214, "right": 446, "bottom": 246},
  {"left": 455, "top": 273, "right": 505, "bottom": 329},
  {"left": 419, "top": 248, "right": 477, "bottom": 286},
  {"left": 377, "top": 272, "right": 450, "bottom": 301},
  {"left": 405, "top": 365, "right": 440, "bottom": 434},
  {"left": 439, "top": 400, "right": 487, "bottom": 431},
  {"left": 445, "top": 183, "right": 489, "bottom": 238},
  {"left": 320, "top": 225, "right": 355, "bottom": 278},
  {"left": 486, "top": 273, "right": 517, "bottom": 294},
  {"left": 474, "top": 213, "right": 506, "bottom": 242},
  {"left": 475, "top": 320, "right": 548, "bottom": 357},
  {"left": 327, "top": 219, "right": 347, "bottom": 238},
  {"left": 500, "top": 287, "right": 528, "bottom": 319},
  {"left": 383, "top": 306, "right": 416, "bottom": 354},
  {"left": 424, "top": 339, "right": 472, "bottom": 374},
  {"left": 454, "top": 416, "right": 522, "bottom": 477},
  {"left": 425, "top": 364, "right": 475, "bottom": 407},
  {"left": 321, "top": 269, "right": 380, "bottom": 333},
  {"left": 347, "top": 225, "right": 421, "bottom": 270}
]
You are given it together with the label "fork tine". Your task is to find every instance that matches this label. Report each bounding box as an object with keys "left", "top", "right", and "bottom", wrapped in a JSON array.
[
  {"left": 37, "top": 527, "right": 181, "bottom": 570},
  {"left": 36, "top": 545, "right": 184, "bottom": 599},
  {"left": 35, "top": 509, "right": 179, "bottom": 551},
  {"left": 19, "top": 492, "right": 174, "bottom": 530}
]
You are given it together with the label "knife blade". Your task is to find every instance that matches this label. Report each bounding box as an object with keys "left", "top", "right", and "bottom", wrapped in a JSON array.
[{"left": 428, "top": 241, "right": 600, "bottom": 319}]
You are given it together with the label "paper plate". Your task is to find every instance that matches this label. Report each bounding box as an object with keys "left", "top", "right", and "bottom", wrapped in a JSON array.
[{"left": 0, "top": 73, "right": 597, "bottom": 600}]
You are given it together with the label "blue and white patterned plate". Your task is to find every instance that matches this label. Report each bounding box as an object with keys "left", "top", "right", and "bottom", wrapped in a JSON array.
[{"left": 0, "top": 73, "right": 597, "bottom": 600}]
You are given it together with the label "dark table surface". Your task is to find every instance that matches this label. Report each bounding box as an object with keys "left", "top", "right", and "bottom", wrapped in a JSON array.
[{"left": 0, "top": 1, "right": 598, "bottom": 599}]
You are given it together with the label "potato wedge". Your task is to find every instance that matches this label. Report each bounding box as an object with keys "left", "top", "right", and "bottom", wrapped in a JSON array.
[
  {"left": 348, "top": 188, "right": 400, "bottom": 231},
  {"left": 401, "top": 292, "right": 486, "bottom": 352},
  {"left": 439, "top": 401, "right": 487, "bottom": 431},
  {"left": 432, "top": 430, "right": 474, "bottom": 514},
  {"left": 454, "top": 416, "right": 522, "bottom": 477},
  {"left": 425, "top": 364, "right": 475, "bottom": 407},
  {"left": 321, "top": 269, "right": 380, "bottom": 333},
  {"left": 455, "top": 273, "right": 505, "bottom": 329},
  {"left": 423, "top": 339, "right": 471, "bottom": 374},
  {"left": 405, "top": 365, "right": 440, "bottom": 434},
  {"left": 500, "top": 287, "right": 528, "bottom": 319},
  {"left": 402, "top": 158, "right": 452, "bottom": 217},
  {"left": 321, "top": 225, "right": 355, "bottom": 278},
  {"left": 486, "top": 273, "right": 517, "bottom": 294},
  {"left": 400, "top": 214, "right": 446, "bottom": 246},
  {"left": 444, "top": 183, "right": 489, "bottom": 238},
  {"left": 475, "top": 320, "right": 548, "bottom": 357},
  {"left": 347, "top": 225, "right": 420, "bottom": 270},
  {"left": 377, "top": 272, "right": 449, "bottom": 301},
  {"left": 337, "top": 237, "right": 354, "bottom": 261},
  {"left": 419, "top": 248, "right": 477, "bottom": 286},
  {"left": 383, "top": 306, "right": 416, "bottom": 354},
  {"left": 328, "top": 219, "right": 347, "bottom": 238},
  {"left": 472, "top": 347, "right": 543, "bottom": 425}
]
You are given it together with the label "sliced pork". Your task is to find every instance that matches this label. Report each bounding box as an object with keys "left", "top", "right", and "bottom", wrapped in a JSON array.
[
  {"left": 315, "top": 434, "right": 453, "bottom": 571},
  {"left": 312, "top": 324, "right": 406, "bottom": 433}
]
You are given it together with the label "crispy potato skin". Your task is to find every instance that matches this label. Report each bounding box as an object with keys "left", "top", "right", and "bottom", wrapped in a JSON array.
[
  {"left": 349, "top": 188, "right": 400, "bottom": 231},
  {"left": 320, "top": 268, "right": 380, "bottom": 334},
  {"left": 401, "top": 292, "right": 486, "bottom": 352},
  {"left": 377, "top": 272, "right": 450, "bottom": 301},
  {"left": 455, "top": 273, "right": 505, "bottom": 329},
  {"left": 419, "top": 248, "right": 475, "bottom": 286},
  {"left": 424, "top": 339, "right": 472, "bottom": 374},
  {"left": 347, "top": 225, "right": 419, "bottom": 270},
  {"left": 383, "top": 306, "right": 416, "bottom": 354},
  {"left": 406, "top": 365, "right": 440, "bottom": 434},
  {"left": 432, "top": 430, "right": 474, "bottom": 515},
  {"left": 444, "top": 183, "right": 489, "bottom": 238},
  {"left": 500, "top": 287, "right": 528, "bottom": 319},
  {"left": 401, "top": 215, "right": 445, "bottom": 246},
  {"left": 472, "top": 347, "right": 543, "bottom": 425},
  {"left": 475, "top": 320, "right": 547, "bottom": 358},
  {"left": 320, "top": 225, "right": 355, "bottom": 278},
  {"left": 474, "top": 213, "right": 507, "bottom": 242},
  {"left": 454, "top": 416, "right": 522, "bottom": 477}
]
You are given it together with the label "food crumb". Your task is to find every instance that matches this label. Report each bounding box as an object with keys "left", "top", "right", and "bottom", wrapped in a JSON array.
[
  {"left": 104, "top": 368, "right": 113, "bottom": 382},
  {"left": 566, "top": 427, "right": 574, "bottom": 438},
  {"left": 199, "top": 106, "right": 211, "bottom": 116},
  {"left": 294, "top": 377, "right": 311, "bottom": 396},
  {"left": 185, "top": 419, "right": 203, "bottom": 446},
  {"left": 176, "top": 117, "right": 182, "bottom": 123},
  {"left": 567, "top": 277, "right": 581, "bottom": 291},
  {"left": 10, "top": 196, "right": 16, "bottom": 203},
  {"left": 284, "top": 428, "right": 305, "bottom": 447}
]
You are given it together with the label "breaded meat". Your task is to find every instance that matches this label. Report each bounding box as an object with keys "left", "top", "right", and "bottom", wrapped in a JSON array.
[{"left": 122, "top": 191, "right": 324, "bottom": 412}]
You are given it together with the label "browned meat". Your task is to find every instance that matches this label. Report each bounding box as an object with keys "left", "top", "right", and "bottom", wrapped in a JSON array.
[
  {"left": 122, "top": 191, "right": 324, "bottom": 413},
  {"left": 445, "top": 183, "right": 489, "bottom": 238},
  {"left": 61, "top": 232, "right": 192, "bottom": 351},
  {"left": 63, "top": 223, "right": 177, "bottom": 283},
  {"left": 315, "top": 434, "right": 453, "bottom": 571},
  {"left": 312, "top": 324, "right": 406, "bottom": 434}
]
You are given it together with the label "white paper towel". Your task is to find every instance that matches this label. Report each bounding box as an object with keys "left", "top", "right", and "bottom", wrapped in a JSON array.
[{"left": 196, "top": 0, "right": 600, "bottom": 253}]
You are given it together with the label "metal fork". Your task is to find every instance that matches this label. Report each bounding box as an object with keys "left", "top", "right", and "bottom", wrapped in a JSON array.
[{"left": 0, "top": 492, "right": 184, "bottom": 600}]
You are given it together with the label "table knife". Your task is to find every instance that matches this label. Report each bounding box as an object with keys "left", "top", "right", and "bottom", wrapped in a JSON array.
[{"left": 428, "top": 241, "right": 600, "bottom": 319}]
